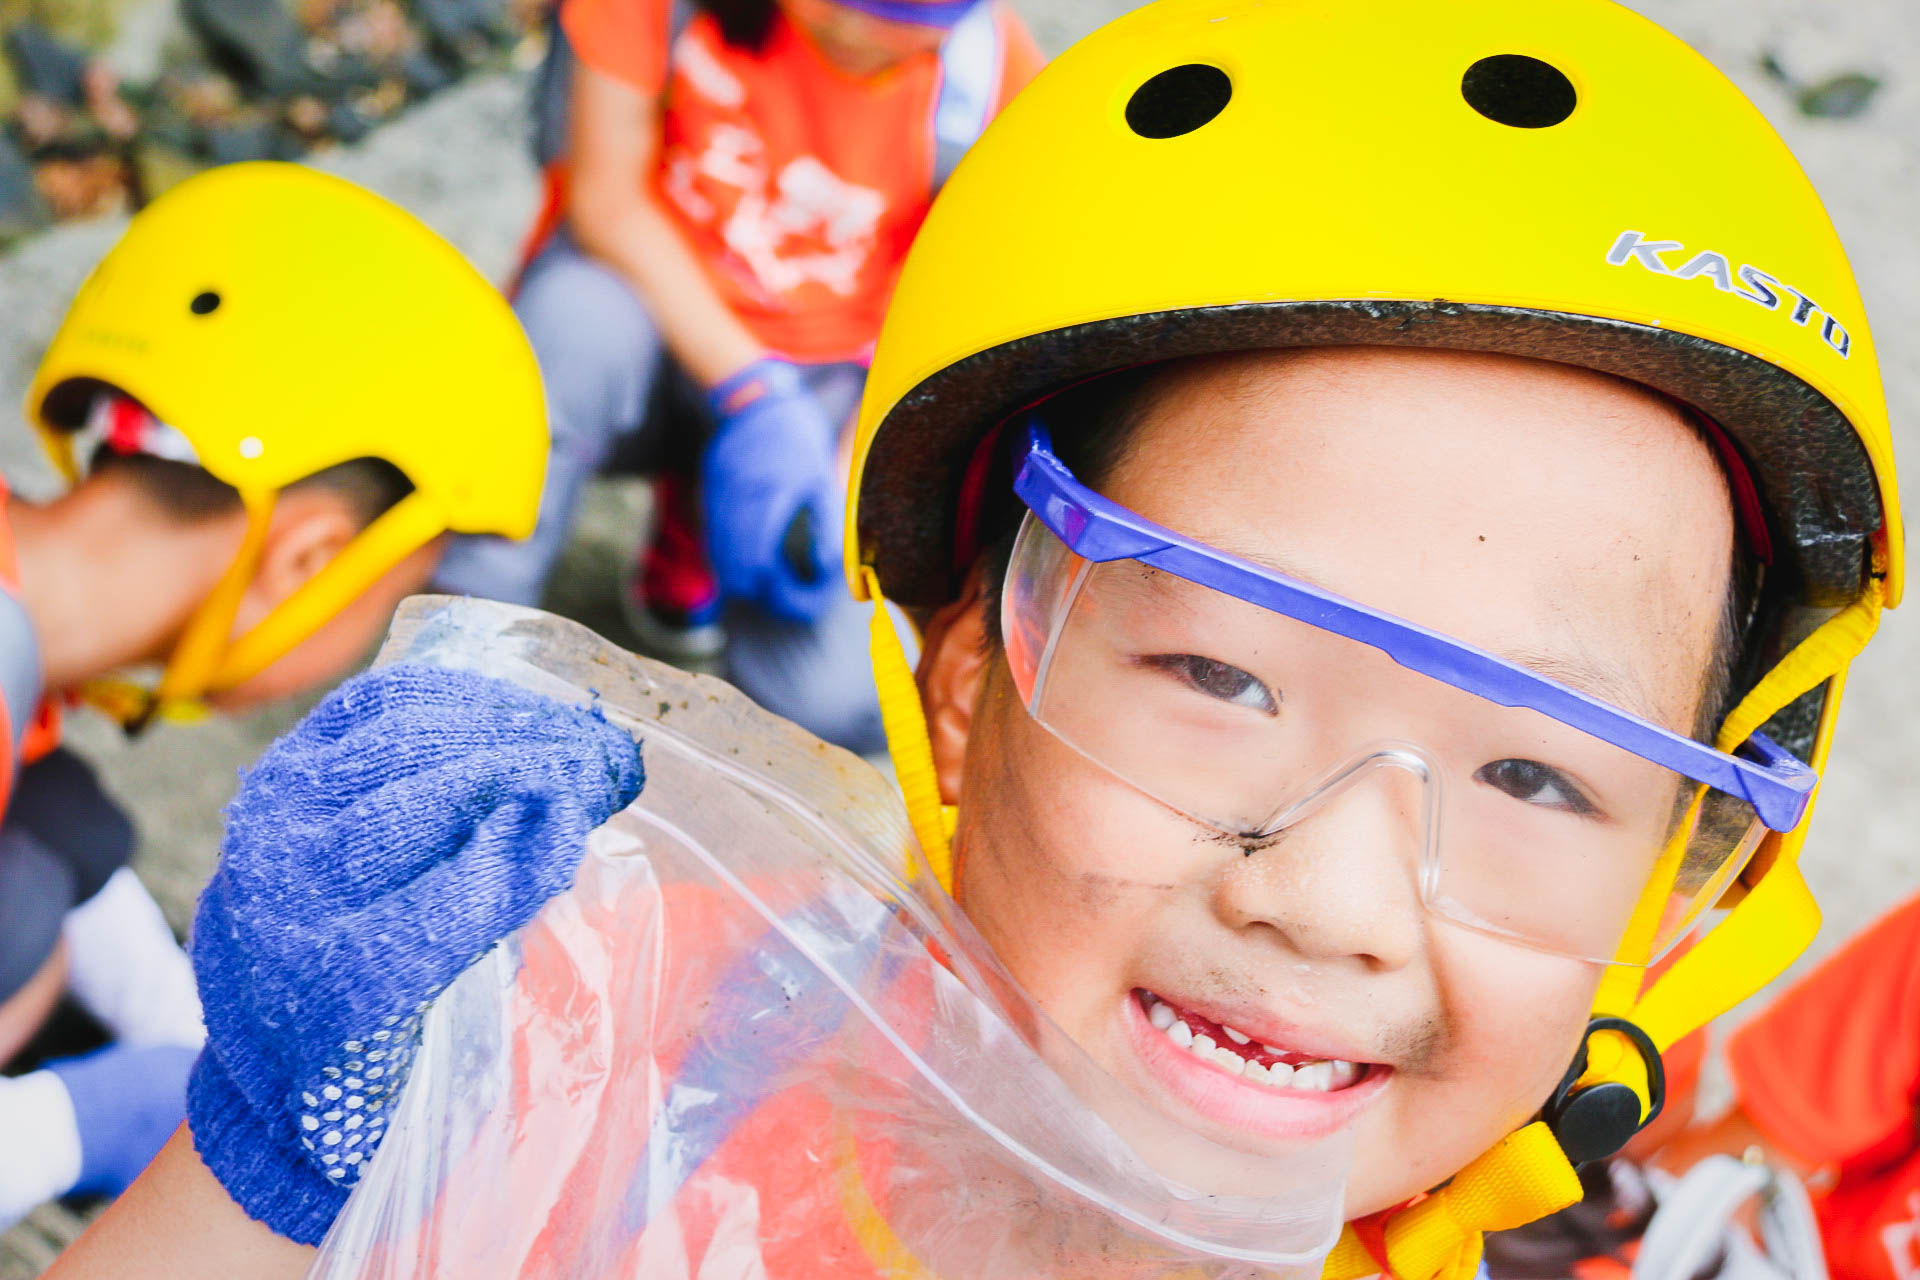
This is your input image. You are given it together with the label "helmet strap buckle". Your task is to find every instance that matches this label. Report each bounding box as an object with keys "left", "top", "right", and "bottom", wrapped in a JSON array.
[{"left": 1542, "top": 1016, "right": 1666, "bottom": 1165}]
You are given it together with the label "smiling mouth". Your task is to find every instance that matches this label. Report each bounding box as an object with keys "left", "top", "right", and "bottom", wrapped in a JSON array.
[{"left": 1135, "top": 990, "right": 1377, "bottom": 1094}]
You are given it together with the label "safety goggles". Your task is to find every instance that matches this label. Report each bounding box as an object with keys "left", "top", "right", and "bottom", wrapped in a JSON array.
[
  {"left": 831, "top": 0, "right": 982, "bottom": 30},
  {"left": 1002, "top": 419, "right": 1814, "bottom": 964}
]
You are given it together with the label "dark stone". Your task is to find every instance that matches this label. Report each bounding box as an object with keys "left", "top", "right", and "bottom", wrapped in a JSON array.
[
  {"left": 327, "top": 100, "right": 375, "bottom": 144},
  {"left": 400, "top": 47, "right": 457, "bottom": 99},
  {"left": 412, "top": 0, "right": 512, "bottom": 67},
  {"left": 1797, "top": 72, "right": 1882, "bottom": 120},
  {"left": 4, "top": 23, "right": 91, "bottom": 107},
  {"left": 203, "top": 120, "right": 281, "bottom": 165},
  {"left": 1762, "top": 50, "right": 1884, "bottom": 121},
  {"left": 180, "top": 0, "right": 322, "bottom": 99},
  {"left": 0, "top": 134, "right": 54, "bottom": 242}
]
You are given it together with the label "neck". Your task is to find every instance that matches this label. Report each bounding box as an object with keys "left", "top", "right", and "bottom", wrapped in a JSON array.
[{"left": 9, "top": 478, "right": 243, "bottom": 695}]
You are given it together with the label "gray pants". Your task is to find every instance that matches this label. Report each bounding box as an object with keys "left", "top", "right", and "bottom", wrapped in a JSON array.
[
  {"left": 0, "top": 749, "right": 133, "bottom": 1003},
  {"left": 436, "top": 233, "right": 886, "bottom": 755}
]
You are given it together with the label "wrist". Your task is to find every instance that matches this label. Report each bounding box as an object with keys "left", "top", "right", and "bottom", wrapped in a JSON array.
[
  {"left": 708, "top": 357, "right": 805, "bottom": 419},
  {"left": 188, "top": 1049, "right": 349, "bottom": 1247}
]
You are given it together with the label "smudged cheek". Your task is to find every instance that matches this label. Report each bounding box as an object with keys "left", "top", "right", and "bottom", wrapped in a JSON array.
[
  {"left": 1360, "top": 925, "right": 1600, "bottom": 1204},
  {"left": 954, "top": 727, "right": 1212, "bottom": 1053}
]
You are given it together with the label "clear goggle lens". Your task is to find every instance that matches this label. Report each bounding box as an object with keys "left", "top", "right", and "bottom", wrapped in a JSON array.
[{"left": 1003, "top": 512, "right": 1768, "bottom": 966}]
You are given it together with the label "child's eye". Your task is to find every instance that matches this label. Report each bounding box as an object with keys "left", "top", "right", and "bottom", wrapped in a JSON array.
[
  {"left": 1475, "top": 758, "right": 1599, "bottom": 817},
  {"left": 1138, "top": 654, "right": 1279, "bottom": 714}
]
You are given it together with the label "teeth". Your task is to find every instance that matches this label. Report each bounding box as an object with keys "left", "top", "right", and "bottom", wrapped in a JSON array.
[
  {"left": 1292, "top": 1061, "right": 1333, "bottom": 1091},
  {"left": 1145, "top": 996, "right": 1365, "bottom": 1095}
]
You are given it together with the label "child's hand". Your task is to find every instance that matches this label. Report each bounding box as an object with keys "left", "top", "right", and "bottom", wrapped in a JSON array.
[
  {"left": 703, "top": 358, "right": 846, "bottom": 623},
  {"left": 186, "top": 665, "right": 644, "bottom": 1244}
]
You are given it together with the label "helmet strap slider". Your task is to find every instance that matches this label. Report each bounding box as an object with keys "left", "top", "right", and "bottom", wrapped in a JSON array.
[{"left": 1542, "top": 1016, "right": 1666, "bottom": 1165}]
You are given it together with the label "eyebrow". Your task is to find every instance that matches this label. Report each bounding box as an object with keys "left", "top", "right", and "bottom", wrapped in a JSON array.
[
  {"left": 1182, "top": 535, "right": 1662, "bottom": 721},
  {"left": 1492, "top": 647, "right": 1660, "bottom": 724}
]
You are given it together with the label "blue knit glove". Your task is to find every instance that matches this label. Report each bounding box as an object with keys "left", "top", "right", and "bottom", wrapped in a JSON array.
[
  {"left": 703, "top": 358, "right": 845, "bottom": 623},
  {"left": 49, "top": 1043, "right": 198, "bottom": 1197},
  {"left": 186, "top": 664, "right": 644, "bottom": 1245}
]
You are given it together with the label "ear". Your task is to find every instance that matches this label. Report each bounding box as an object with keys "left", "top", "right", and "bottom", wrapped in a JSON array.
[
  {"left": 917, "top": 565, "right": 994, "bottom": 807},
  {"left": 244, "top": 488, "right": 359, "bottom": 616}
]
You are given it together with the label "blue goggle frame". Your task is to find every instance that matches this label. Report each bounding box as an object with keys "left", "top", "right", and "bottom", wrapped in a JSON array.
[
  {"left": 1010, "top": 419, "right": 1815, "bottom": 834},
  {"left": 831, "top": 0, "right": 983, "bottom": 28}
]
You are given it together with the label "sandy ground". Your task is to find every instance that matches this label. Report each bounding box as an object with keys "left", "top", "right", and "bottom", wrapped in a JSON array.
[{"left": 1, "top": 0, "right": 1916, "bottom": 1270}]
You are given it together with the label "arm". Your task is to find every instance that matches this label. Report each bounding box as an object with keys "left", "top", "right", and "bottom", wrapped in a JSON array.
[
  {"left": 1661, "top": 892, "right": 1920, "bottom": 1180},
  {"left": 45, "top": 1127, "right": 313, "bottom": 1280},
  {"left": 566, "top": 61, "right": 763, "bottom": 388},
  {"left": 44, "top": 667, "right": 643, "bottom": 1266}
]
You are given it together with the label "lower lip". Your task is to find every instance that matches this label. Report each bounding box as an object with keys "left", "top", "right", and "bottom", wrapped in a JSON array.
[{"left": 1121, "top": 995, "right": 1390, "bottom": 1143}]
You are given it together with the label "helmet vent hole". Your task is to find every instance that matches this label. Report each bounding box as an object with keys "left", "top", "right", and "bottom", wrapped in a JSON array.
[
  {"left": 190, "top": 290, "right": 221, "bottom": 315},
  {"left": 1126, "top": 64, "right": 1232, "bottom": 139},
  {"left": 1461, "top": 55, "right": 1577, "bottom": 128}
]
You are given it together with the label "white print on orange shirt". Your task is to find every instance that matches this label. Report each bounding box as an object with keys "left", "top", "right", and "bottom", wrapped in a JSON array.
[
  {"left": 1882, "top": 1190, "right": 1920, "bottom": 1280},
  {"left": 666, "top": 124, "right": 887, "bottom": 301},
  {"left": 673, "top": 35, "right": 745, "bottom": 108}
]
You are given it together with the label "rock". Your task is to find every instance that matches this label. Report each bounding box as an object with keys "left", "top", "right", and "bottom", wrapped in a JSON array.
[
  {"left": 0, "top": 134, "right": 54, "bottom": 244},
  {"left": 3, "top": 23, "right": 90, "bottom": 106},
  {"left": 400, "top": 46, "right": 456, "bottom": 98},
  {"left": 1796, "top": 71, "right": 1883, "bottom": 119},
  {"left": 1760, "top": 49, "right": 1885, "bottom": 121},
  {"left": 327, "top": 99, "right": 375, "bottom": 143},
  {"left": 32, "top": 154, "right": 127, "bottom": 221},
  {"left": 82, "top": 64, "right": 140, "bottom": 142},
  {"left": 100, "top": 0, "right": 193, "bottom": 87},
  {"left": 412, "top": 0, "right": 513, "bottom": 68},
  {"left": 129, "top": 138, "right": 204, "bottom": 202},
  {"left": 203, "top": 119, "right": 284, "bottom": 164},
  {"left": 179, "top": 0, "right": 322, "bottom": 99}
]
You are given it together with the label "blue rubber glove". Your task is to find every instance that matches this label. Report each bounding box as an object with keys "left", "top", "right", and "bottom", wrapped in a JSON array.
[
  {"left": 49, "top": 1043, "right": 198, "bottom": 1198},
  {"left": 186, "top": 664, "right": 644, "bottom": 1245},
  {"left": 703, "top": 358, "right": 845, "bottom": 623}
]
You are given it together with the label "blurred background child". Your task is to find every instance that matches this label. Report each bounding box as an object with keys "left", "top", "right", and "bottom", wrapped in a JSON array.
[
  {"left": 0, "top": 161, "right": 547, "bottom": 1231},
  {"left": 432, "top": 0, "right": 1040, "bottom": 753}
]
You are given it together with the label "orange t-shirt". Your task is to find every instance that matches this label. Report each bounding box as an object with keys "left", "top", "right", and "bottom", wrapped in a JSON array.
[
  {"left": 559, "top": 0, "right": 1042, "bottom": 363},
  {"left": 1728, "top": 891, "right": 1920, "bottom": 1280},
  {"left": 0, "top": 478, "right": 58, "bottom": 810},
  {"left": 362, "top": 880, "right": 936, "bottom": 1278}
]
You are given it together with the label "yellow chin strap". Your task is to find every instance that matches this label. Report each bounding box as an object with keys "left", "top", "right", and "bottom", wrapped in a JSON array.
[
  {"left": 862, "top": 560, "right": 1884, "bottom": 1279},
  {"left": 82, "top": 488, "right": 444, "bottom": 731}
]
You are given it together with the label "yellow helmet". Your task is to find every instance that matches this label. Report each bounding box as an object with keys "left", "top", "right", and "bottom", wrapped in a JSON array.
[
  {"left": 846, "top": 0, "right": 1899, "bottom": 1272},
  {"left": 27, "top": 161, "right": 546, "bottom": 723}
]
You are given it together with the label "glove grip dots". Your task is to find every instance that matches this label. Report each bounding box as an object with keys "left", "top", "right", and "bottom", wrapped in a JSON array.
[{"left": 1542, "top": 1016, "right": 1666, "bottom": 1164}]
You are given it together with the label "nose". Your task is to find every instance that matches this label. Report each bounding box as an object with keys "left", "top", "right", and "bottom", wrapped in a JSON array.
[{"left": 1209, "top": 755, "right": 1429, "bottom": 972}]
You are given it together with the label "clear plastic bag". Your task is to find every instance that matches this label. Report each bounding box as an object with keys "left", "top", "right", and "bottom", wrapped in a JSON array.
[{"left": 310, "top": 596, "right": 1350, "bottom": 1279}]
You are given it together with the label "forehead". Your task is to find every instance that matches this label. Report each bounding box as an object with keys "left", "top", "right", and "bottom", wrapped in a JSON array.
[{"left": 1096, "top": 348, "right": 1736, "bottom": 728}]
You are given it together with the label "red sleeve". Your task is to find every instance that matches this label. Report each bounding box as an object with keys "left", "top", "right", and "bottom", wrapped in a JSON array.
[
  {"left": 1727, "top": 891, "right": 1920, "bottom": 1172},
  {"left": 561, "top": 0, "right": 674, "bottom": 97},
  {"left": 992, "top": 3, "right": 1045, "bottom": 111}
]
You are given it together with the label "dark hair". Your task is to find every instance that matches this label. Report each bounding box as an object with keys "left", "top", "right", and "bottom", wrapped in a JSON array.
[
  {"left": 977, "top": 360, "right": 1761, "bottom": 743},
  {"left": 93, "top": 451, "right": 415, "bottom": 531},
  {"left": 695, "top": 0, "right": 779, "bottom": 51}
]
